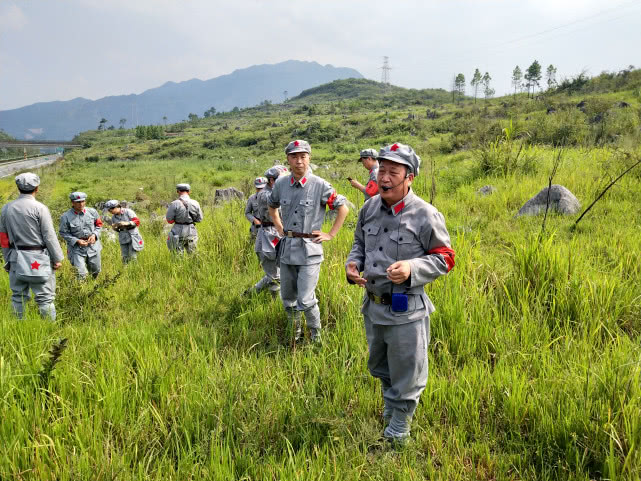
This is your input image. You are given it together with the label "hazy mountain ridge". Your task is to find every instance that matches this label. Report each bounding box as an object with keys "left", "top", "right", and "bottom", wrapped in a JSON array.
[{"left": 0, "top": 60, "right": 362, "bottom": 140}]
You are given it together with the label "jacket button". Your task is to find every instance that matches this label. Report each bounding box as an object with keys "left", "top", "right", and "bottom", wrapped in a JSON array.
[
  {"left": 294, "top": 211, "right": 297, "bottom": 214},
  {"left": 293, "top": 222, "right": 297, "bottom": 226},
  {"left": 371, "top": 280, "right": 375, "bottom": 284},
  {"left": 368, "top": 228, "right": 370, "bottom": 232},
  {"left": 384, "top": 228, "right": 388, "bottom": 233},
  {"left": 373, "top": 263, "right": 377, "bottom": 267},
  {"left": 379, "top": 247, "right": 382, "bottom": 251},
  {"left": 399, "top": 237, "right": 403, "bottom": 241}
]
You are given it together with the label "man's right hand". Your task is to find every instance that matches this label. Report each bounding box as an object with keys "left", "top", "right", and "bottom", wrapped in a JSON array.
[
  {"left": 53, "top": 262, "right": 62, "bottom": 270},
  {"left": 346, "top": 261, "right": 367, "bottom": 287},
  {"left": 76, "top": 239, "right": 88, "bottom": 247}
]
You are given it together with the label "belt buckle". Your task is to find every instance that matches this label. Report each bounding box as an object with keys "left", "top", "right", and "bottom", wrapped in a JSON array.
[{"left": 287, "top": 231, "right": 293, "bottom": 238}]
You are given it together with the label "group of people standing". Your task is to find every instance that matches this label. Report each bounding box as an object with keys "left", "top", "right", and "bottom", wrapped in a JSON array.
[
  {"left": 2, "top": 138, "right": 455, "bottom": 445},
  {"left": 243, "top": 139, "right": 456, "bottom": 444}
]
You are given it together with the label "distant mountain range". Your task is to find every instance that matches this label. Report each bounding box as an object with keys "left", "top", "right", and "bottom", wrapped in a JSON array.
[{"left": 0, "top": 60, "right": 363, "bottom": 140}]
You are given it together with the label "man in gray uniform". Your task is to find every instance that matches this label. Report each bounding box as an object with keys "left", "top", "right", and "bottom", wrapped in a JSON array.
[
  {"left": 0, "top": 173, "right": 64, "bottom": 319},
  {"left": 245, "top": 177, "right": 267, "bottom": 238},
  {"left": 105, "top": 200, "right": 144, "bottom": 263},
  {"left": 345, "top": 142, "right": 455, "bottom": 444},
  {"left": 349, "top": 148, "right": 380, "bottom": 201},
  {"left": 59, "top": 191, "right": 103, "bottom": 280},
  {"left": 269, "top": 140, "right": 349, "bottom": 343},
  {"left": 166, "top": 183, "right": 203, "bottom": 254},
  {"left": 245, "top": 166, "right": 287, "bottom": 297}
]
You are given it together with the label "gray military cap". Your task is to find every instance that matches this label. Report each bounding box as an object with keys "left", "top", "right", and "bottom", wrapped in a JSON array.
[
  {"left": 265, "top": 165, "right": 287, "bottom": 179},
  {"left": 254, "top": 177, "right": 268, "bottom": 188},
  {"left": 359, "top": 148, "right": 378, "bottom": 159},
  {"left": 15, "top": 172, "right": 40, "bottom": 191},
  {"left": 176, "top": 183, "right": 191, "bottom": 192},
  {"left": 285, "top": 139, "right": 311, "bottom": 155},
  {"left": 69, "top": 191, "right": 88, "bottom": 201},
  {"left": 377, "top": 142, "right": 421, "bottom": 176},
  {"left": 105, "top": 199, "right": 120, "bottom": 210}
]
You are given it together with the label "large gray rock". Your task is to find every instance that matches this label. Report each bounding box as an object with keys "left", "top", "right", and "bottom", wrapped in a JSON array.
[
  {"left": 325, "top": 199, "right": 356, "bottom": 222},
  {"left": 215, "top": 187, "right": 244, "bottom": 203},
  {"left": 516, "top": 184, "right": 580, "bottom": 217}
]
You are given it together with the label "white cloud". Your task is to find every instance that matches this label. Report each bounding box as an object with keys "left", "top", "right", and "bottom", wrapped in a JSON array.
[{"left": 0, "top": 3, "right": 28, "bottom": 32}]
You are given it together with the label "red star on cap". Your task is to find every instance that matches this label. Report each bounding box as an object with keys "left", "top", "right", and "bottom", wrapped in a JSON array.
[
  {"left": 294, "top": 140, "right": 300, "bottom": 146},
  {"left": 31, "top": 261, "right": 40, "bottom": 270},
  {"left": 391, "top": 143, "right": 399, "bottom": 151}
]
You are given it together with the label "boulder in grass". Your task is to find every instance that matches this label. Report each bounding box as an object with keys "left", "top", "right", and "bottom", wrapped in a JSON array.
[
  {"left": 477, "top": 185, "right": 497, "bottom": 196},
  {"left": 310, "top": 163, "right": 319, "bottom": 172},
  {"left": 325, "top": 199, "right": 356, "bottom": 222},
  {"left": 214, "top": 187, "right": 244, "bottom": 203},
  {"left": 516, "top": 184, "right": 580, "bottom": 217}
]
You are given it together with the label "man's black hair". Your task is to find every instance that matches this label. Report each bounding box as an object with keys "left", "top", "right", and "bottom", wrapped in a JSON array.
[{"left": 18, "top": 188, "right": 36, "bottom": 194}]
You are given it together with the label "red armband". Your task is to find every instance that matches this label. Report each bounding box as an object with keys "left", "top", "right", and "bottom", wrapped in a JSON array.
[
  {"left": 167, "top": 219, "right": 175, "bottom": 224},
  {"left": 132, "top": 217, "right": 140, "bottom": 226},
  {"left": 94, "top": 218, "right": 103, "bottom": 228},
  {"left": 327, "top": 191, "right": 337, "bottom": 211},
  {"left": 0, "top": 232, "right": 9, "bottom": 248},
  {"left": 428, "top": 246, "right": 455, "bottom": 272},
  {"left": 365, "top": 180, "right": 378, "bottom": 197}
]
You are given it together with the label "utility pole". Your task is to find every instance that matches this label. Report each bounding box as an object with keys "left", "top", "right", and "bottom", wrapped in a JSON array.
[{"left": 380, "top": 56, "right": 391, "bottom": 85}]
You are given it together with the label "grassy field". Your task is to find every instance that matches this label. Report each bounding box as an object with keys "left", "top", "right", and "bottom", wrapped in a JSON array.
[{"left": 1, "top": 73, "right": 641, "bottom": 480}]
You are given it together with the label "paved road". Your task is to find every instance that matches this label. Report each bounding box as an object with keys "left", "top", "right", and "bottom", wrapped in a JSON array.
[{"left": 0, "top": 154, "right": 62, "bottom": 179}]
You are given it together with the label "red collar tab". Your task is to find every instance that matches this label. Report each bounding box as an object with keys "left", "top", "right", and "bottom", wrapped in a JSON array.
[
  {"left": 393, "top": 201, "right": 405, "bottom": 215},
  {"left": 291, "top": 176, "right": 307, "bottom": 186},
  {"left": 391, "top": 143, "right": 400, "bottom": 151},
  {"left": 74, "top": 209, "right": 86, "bottom": 215}
]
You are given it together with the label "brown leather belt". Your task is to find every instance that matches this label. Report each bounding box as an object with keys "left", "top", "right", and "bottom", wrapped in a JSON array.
[
  {"left": 174, "top": 222, "right": 194, "bottom": 225},
  {"left": 367, "top": 291, "right": 392, "bottom": 305},
  {"left": 261, "top": 221, "right": 274, "bottom": 227},
  {"left": 286, "top": 231, "right": 315, "bottom": 238}
]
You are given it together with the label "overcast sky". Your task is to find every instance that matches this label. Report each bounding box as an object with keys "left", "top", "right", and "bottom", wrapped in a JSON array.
[{"left": 1, "top": 0, "right": 639, "bottom": 111}]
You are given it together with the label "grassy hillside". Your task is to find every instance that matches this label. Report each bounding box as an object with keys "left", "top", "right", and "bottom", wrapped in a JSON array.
[{"left": 1, "top": 72, "right": 641, "bottom": 480}]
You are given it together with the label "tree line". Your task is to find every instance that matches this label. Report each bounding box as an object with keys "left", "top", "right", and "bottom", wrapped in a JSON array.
[{"left": 452, "top": 60, "right": 558, "bottom": 102}]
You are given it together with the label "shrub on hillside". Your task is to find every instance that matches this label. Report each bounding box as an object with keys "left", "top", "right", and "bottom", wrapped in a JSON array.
[{"left": 527, "top": 109, "right": 588, "bottom": 147}]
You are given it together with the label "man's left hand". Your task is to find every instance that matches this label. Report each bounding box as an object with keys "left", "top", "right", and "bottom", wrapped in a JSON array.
[
  {"left": 350, "top": 179, "right": 363, "bottom": 190},
  {"left": 386, "top": 261, "right": 411, "bottom": 284},
  {"left": 88, "top": 234, "right": 97, "bottom": 244},
  {"left": 312, "top": 230, "right": 333, "bottom": 243}
]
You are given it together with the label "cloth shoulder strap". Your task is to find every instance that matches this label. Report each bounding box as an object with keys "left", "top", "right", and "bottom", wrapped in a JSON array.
[{"left": 179, "top": 198, "right": 197, "bottom": 223}]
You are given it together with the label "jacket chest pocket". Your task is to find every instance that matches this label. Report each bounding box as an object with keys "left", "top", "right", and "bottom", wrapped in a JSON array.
[
  {"left": 298, "top": 199, "right": 313, "bottom": 213},
  {"left": 387, "top": 229, "right": 414, "bottom": 258},
  {"left": 363, "top": 223, "right": 380, "bottom": 251}
]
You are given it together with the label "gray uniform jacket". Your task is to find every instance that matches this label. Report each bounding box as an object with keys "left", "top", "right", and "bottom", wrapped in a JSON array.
[
  {"left": 0, "top": 194, "right": 64, "bottom": 264},
  {"left": 346, "top": 190, "right": 455, "bottom": 325},
  {"left": 254, "top": 186, "right": 281, "bottom": 257},
  {"left": 245, "top": 193, "right": 260, "bottom": 235},
  {"left": 363, "top": 163, "right": 380, "bottom": 201},
  {"left": 59, "top": 207, "right": 103, "bottom": 258},
  {"left": 166, "top": 194, "right": 203, "bottom": 238},
  {"left": 111, "top": 208, "right": 141, "bottom": 245},
  {"left": 269, "top": 171, "right": 346, "bottom": 265}
]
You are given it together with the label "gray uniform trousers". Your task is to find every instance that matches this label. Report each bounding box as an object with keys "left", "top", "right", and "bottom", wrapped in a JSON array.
[
  {"left": 254, "top": 252, "right": 280, "bottom": 292},
  {"left": 9, "top": 265, "right": 57, "bottom": 319},
  {"left": 70, "top": 250, "right": 101, "bottom": 279},
  {"left": 280, "top": 262, "right": 321, "bottom": 329},
  {"left": 120, "top": 242, "right": 137, "bottom": 263},
  {"left": 364, "top": 314, "right": 428, "bottom": 419}
]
